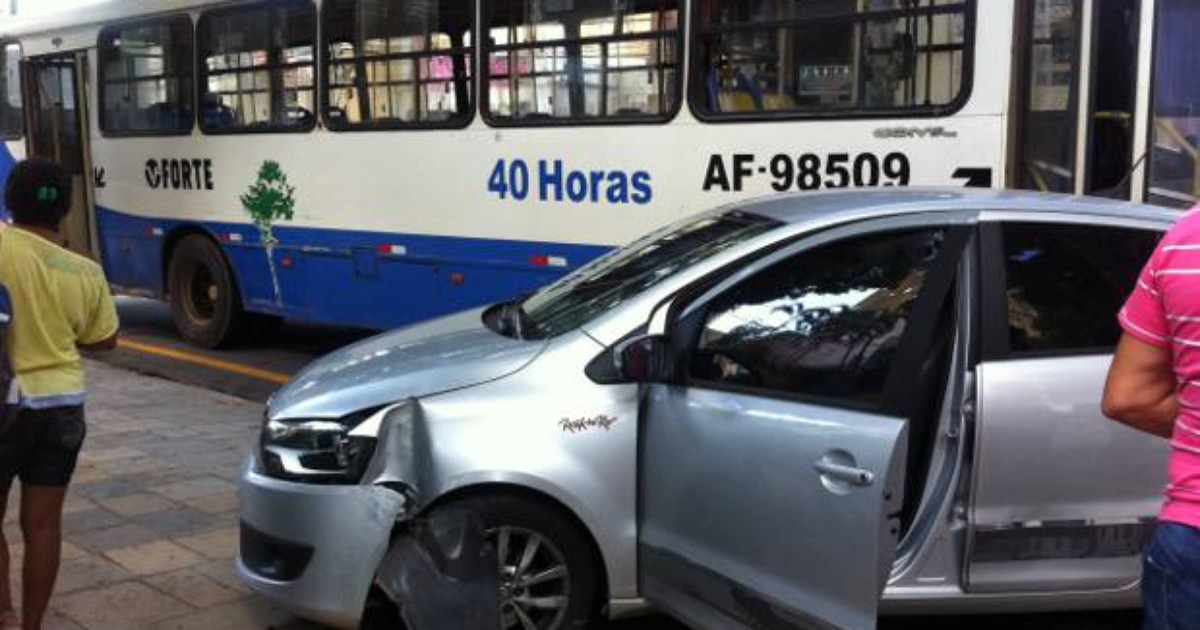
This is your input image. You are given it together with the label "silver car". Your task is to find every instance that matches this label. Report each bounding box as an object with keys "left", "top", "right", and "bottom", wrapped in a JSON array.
[{"left": 239, "top": 189, "right": 1172, "bottom": 630}]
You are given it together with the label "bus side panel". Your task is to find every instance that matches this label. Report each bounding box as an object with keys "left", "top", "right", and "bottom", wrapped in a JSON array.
[
  {"left": 96, "top": 205, "right": 168, "bottom": 298},
  {"left": 0, "top": 140, "right": 25, "bottom": 220},
  {"left": 95, "top": 204, "right": 607, "bottom": 330}
]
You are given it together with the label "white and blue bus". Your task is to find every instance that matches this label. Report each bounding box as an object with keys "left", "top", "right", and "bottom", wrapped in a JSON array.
[{"left": 0, "top": 0, "right": 1192, "bottom": 346}]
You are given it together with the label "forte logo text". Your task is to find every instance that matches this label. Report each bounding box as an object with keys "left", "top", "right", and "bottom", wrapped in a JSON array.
[{"left": 145, "top": 158, "right": 215, "bottom": 191}]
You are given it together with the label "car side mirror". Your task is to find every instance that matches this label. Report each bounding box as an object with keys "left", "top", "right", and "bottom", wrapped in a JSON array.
[{"left": 614, "top": 334, "right": 667, "bottom": 383}]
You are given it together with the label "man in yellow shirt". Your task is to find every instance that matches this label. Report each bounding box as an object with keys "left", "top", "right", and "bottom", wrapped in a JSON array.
[{"left": 0, "top": 159, "right": 119, "bottom": 630}]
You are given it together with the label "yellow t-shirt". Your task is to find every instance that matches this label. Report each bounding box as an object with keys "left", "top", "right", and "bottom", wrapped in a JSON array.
[{"left": 0, "top": 227, "right": 119, "bottom": 407}]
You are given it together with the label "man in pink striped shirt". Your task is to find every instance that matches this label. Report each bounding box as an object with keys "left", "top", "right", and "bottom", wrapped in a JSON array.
[{"left": 1104, "top": 209, "right": 1200, "bottom": 630}]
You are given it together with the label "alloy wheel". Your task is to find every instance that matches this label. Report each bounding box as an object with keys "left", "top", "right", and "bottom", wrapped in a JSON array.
[{"left": 490, "top": 525, "right": 571, "bottom": 630}]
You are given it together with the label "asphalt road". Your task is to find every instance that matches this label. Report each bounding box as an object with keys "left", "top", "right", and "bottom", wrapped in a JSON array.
[
  {"left": 100, "top": 297, "right": 373, "bottom": 402},
  {"left": 99, "top": 298, "right": 1145, "bottom": 630}
]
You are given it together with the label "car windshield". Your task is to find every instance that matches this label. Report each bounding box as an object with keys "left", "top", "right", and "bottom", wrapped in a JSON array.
[{"left": 491, "top": 210, "right": 782, "bottom": 339}]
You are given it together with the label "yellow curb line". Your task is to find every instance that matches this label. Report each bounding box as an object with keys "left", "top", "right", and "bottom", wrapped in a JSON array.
[{"left": 116, "top": 338, "right": 292, "bottom": 385}]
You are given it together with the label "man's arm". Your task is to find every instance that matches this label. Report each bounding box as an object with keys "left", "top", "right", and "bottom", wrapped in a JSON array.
[
  {"left": 78, "top": 333, "right": 118, "bottom": 352},
  {"left": 1102, "top": 333, "right": 1178, "bottom": 439},
  {"left": 75, "top": 270, "right": 120, "bottom": 353}
]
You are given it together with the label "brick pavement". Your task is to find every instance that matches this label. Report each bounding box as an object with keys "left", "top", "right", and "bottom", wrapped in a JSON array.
[{"left": 2, "top": 360, "right": 330, "bottom": 630}]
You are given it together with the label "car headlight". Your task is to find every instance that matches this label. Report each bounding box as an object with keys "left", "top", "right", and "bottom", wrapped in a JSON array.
[{"left": 259, "top": 408, "right": 381, "bottom": 484}]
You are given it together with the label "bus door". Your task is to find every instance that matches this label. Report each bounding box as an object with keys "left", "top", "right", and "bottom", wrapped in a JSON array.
[
  {"left": 22, "top": 52, "right": 97, "bottom": 260},
  {"left": 1010, "top": 0, "right": 1145, "bottom": 200}
]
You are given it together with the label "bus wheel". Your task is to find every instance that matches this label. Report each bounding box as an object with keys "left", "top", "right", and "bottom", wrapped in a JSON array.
[{"left": 168, "top": 234, "right": 246, "bottom": 348}]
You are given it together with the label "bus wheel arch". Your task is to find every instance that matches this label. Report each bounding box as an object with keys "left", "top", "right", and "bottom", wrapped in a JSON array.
[{"left": 164, "top": 229, "right": 248, "bottom": 348}]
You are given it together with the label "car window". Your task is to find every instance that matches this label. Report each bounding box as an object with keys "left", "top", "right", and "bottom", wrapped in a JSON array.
[
  {"left": 514, "top": 210, "right": 781, "bottom": 338},
  {"left": 1001, "top": 222, "right": 1160, "bottom": 356},
  {"left": 689, "top": 228, "right": 948, "bottom": 410}
]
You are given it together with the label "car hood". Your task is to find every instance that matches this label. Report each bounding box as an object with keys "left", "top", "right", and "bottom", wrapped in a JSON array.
[{"left": 268, "top": 307, "right": 547, "bottom": 420}]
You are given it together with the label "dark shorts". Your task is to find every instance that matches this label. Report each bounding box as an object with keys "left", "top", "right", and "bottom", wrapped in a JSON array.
[{"left": 0, "top": 406, "right": 86, "bottom": 488}]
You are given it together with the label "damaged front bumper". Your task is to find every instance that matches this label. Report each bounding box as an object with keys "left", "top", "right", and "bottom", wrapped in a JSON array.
[{"left": 237, "top": 455, "right": 409, "bottom": 629}]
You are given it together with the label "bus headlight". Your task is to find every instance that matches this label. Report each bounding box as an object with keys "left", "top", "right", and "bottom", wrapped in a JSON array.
[{"left": 259, "top": 410, "right": 380, "bottom": 484}]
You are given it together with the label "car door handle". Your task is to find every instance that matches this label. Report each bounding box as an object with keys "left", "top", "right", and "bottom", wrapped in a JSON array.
[{"left": 813, "top": 460, "right": 875, "bottom": 487}]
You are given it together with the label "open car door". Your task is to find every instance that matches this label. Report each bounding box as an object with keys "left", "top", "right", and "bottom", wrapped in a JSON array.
[{"left": 636, "top": 221, "right": 969, "bottom": 630}]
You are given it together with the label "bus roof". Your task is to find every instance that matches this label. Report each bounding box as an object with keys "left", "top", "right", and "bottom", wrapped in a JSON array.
[
  {"left": 741, "top": 188, "right": 1182, "bottom": 227},
  {"left": 0, "top": 0, "right": 229, "bottom": 38}
]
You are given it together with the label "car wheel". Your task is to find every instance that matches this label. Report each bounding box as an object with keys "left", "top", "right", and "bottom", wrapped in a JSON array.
[
  {"left": 442, "top": 494, "right": 599, "bottom": 630},
  {"left": 168, "top": 234, "right": 246, "bottom": 348}
]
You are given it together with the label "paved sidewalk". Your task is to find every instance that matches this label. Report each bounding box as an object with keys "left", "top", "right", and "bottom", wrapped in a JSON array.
[{"left": 3, "top": 361, "right": 329, "bottom": 630}]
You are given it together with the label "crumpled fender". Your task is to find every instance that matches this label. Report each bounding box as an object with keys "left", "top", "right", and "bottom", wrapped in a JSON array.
[
  {"left": 359, "top": 400, "right": 434, "bottom": 505},
  {"left": 375, "top": 508, "right": 501, "bottom": 630}
]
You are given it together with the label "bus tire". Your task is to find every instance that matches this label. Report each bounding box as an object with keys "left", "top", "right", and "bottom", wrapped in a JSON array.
[{"left": 167, "top": 234, "right": 246, "bottom": 348}]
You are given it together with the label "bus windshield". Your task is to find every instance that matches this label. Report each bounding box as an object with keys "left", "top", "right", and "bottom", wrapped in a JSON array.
[{"left": 487, "top": 210, "right": 782, "bottom": 339}]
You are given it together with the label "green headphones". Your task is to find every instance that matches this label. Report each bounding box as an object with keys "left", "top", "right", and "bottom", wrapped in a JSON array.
[{"left": 36, "top": 186, "right": 59, "bottom": 204}]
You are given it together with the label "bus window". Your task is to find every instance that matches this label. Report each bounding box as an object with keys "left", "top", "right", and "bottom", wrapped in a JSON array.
[
  {"left": 1084, "top": 0, "right": 1139, "bottom": 199},
  {"left": 1147, "top": 0, "right": 1200, "bottom": 208},
  {"left": 483, "top": 0, "right": 680, "bottom": 124},
  {"left": 1015, "top": 0, "right": 1081, "bottom": 194},
  {"left": 198, "top": 0, "right": 316, "bottom": 133},
  {"left": 690, "top": 0, "right": 971, "bottom": 119},
  {"left": 323, "top": 0, "right": 474, "bottom": 130},
  {"left": 0, "top": 42, "right": 20, "bottom": 140},
  {"left": 98, "top": 16, "right": 194, "bottom": 136}
]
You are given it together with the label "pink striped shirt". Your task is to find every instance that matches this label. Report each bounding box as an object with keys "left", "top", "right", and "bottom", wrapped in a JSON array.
[{"left": 1121, "top": 207, "right": 1200, "bottom": 528}]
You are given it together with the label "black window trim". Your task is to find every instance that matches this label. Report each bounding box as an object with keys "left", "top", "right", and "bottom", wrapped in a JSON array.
[
  {"left": 673, "top": 223, "right": 970, "bottom": 416},
  {"left": 319, "top": 0, "right": 477, "bottom": 132},
  {"left": 977, "top": 222, "right": 1009, "bottom": 362},
  {"left": 197, "top": 0, "right": 319, "bottom": 136},
  {"left": 687, "top": 0, "right": 978, "bottom": 125},
  {"left": 97, "top": 13, "right": 195, "bottom": 139},
  {"left": 979, "top": 219, "right": 1165, "bottom": 362},
  {"left": 479, "top": 0, "right": 685, "bottom": 128},
  {"left": 0, "top": 39, "right": 22, "bottom": 142}
]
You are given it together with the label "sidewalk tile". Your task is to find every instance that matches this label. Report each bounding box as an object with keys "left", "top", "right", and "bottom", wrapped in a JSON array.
[
  {"left": 151, "top": 478, "right": 237, "bottom": 503},
  {"left": 67, "top": 466, "right": 109, "bottom": 485},
  {"left": 61, "top": 509, "right": 124, "bottom": 535},
  {"left": 144, "top": 597, "right": 295, "bottom": 630},
  {"left": 192, "top": 559, "right": 251, "bottom": 595},
  {"left": 70, "top": 523, "right": 160, "bottom": 554},
  {"left": 61, "top": 496, "right": 97, "bottom": 516},
  {"left": 97, "top": 457, "right": 176, "bottom": 477},
  {"left": 132, "top": 507, "right": 228, "bottom": 538},
  {"left": 55, "top": 581, "right": 192, "bottom": 629},
  {"left": 62, "top": 540, "right": 90, "bottom": 561},
  {"left": 105, "top": 540, "right": 205, "bottom": 575},
  {"left": 187, "top": 493, "right": 239, "bottom": 515},
  {"left": 52, "top": 556, "right": 134, "bottom": 594},
  {"left": 5, "top": 540, "right": 87, "bottom": 572},
  {"left": 143, "top": 568, "right": 246, "bottom": 608},
  {"left": 173, "top": 527, "right": 238, "bottom": 561},
  {"left": 96, "top": 493, "right": 178, "bottom": 518},
  {"left": 71, "top": 479, "right": 142, "bottom": 501},
  {"left": 40, "top": 614, "right": 85, "bottom": 630},
  {"left": 80, "top": 447, "right": 146, "bottom": 464}
]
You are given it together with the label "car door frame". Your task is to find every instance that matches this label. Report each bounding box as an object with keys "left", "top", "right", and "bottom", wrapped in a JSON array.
[
  {"left": 964, "top": 209, "right": 1170, "bottom": 595},
  {"left": 636, "top": 210, "right": 977, "bottom": 630}
]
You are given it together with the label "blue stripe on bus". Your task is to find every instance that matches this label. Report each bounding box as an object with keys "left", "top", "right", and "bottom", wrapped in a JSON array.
[
  {"left": 96, "top": 206, "right": 613, "bottom": 330},
  {"left": 0, "top": 144, "right": 15, "bottom": 221}
]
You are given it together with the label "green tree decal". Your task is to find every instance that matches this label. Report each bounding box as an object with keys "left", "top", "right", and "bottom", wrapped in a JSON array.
[{"left": 241, "top": 160, "right": 296, "bottom": 304}]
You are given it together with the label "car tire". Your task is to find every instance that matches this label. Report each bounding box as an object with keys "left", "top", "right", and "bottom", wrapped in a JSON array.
[
  {"left": 167, "top": 234, "right": 247, "bottom": 348},
  {"left": 438, "top": 493, "right": 600, "bottom": 630}
]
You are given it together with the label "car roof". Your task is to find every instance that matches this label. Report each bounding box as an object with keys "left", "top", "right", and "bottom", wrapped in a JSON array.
[{"left": 737, "top": 187, "right": 1182, "bottom": 227}]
